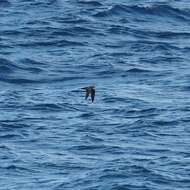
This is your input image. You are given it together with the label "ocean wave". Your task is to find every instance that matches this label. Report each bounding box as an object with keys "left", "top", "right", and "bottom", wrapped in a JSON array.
[
  {"left": 0, "top": 30, "right": 23, "bottom": 36},
  {"left": 77, "top": 0, "right": 102, "bottom": 7},
  {"left": 0, "top": 134, "right": 22, "bottom": 139},
  {"left": 111, "top": 184, "right": 150, "bottom": 190},
  {"left": 18, "top": 39, "right": 86, "bottom": 47},
  {"left": 0, "top": 43, "right": 13, "bottom": 49},
  {"left": 0, "top": 164, "right": 35, "bottom": 173},
  {"left": 0, "top": 58, "right": 20, "bottom": 73},
  {"left": 1, "top": 123, "right": 29, "bottom": 130},
  {"left": 136, "top": 30, "right": 190, "bottom": 39},
  {"left": 0, "top": 77, "right": 40, "bottom": 84},
  {"left": 126, "top": 68, "right": 152, "bottom": 73},
  {"left": 94, "top": 4, "right": 190, "bottom": 21},
  {"left": 127, "top": 108, "right": 158, "bottom": 114},
  {"left": 152, "top": 120, "right": 178, "bottom": 126},
  {"left": 0, "top": 75, "right": 85, "bottom": 84},
  {"left": 102, "top": 97, "right": 128, "bottom": 104},
  {"left": 71, "top": 144, "right": 106, "bottom": 151},
  {"left": 79, "top": 112, "right": 95, "bottom": 118},
  {"left": 0, "top": 58, "right": 44, "bottom": 75},
  {"left": 28, "top": 0, "right": 59, "bottom": 7},
  {"left": 19, "top": 58, "right": 46, "bottom": 66},
  {"left": 51, "top": 16, "right": 88, "bottom": 24},
  {"left": 31, "top": 103, "right": 63, "bottom": 111},
  {"left": 52, "top": 26, "right": 101, "bottom": 37}
]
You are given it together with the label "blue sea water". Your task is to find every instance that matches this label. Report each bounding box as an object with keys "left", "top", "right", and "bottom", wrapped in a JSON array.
[{"left": 0, "top": 0, "right": 190, "bottom": 189}]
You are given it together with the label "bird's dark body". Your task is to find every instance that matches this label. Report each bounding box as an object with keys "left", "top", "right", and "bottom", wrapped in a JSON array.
[{"left": 82, "top": 86, "right": 95, "bottom": 102}]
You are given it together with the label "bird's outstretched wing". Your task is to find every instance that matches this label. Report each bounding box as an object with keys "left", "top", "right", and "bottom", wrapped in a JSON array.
[
  {"left": 85, "top": 90, "right": 90, "bottom": 100},
  {"left": 91, "top": 88, "right": 95, "bottom": 102}
]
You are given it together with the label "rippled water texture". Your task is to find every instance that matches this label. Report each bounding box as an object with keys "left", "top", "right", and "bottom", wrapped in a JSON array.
[{"left": 0, "top": 0, "right": 190, "bottom": 189}]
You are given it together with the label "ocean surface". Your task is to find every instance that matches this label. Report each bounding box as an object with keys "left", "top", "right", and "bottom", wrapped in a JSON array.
[{"left": 0, "top": 0, "right": 190, "bottom": 189}]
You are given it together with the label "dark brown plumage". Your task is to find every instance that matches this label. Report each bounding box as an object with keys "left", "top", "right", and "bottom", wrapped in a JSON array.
[{"left": 82, "top": 86, "right": 95, "bottom": 102}]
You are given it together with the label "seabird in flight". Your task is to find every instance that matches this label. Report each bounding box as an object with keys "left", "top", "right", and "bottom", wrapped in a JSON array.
[{"left": 82, "top": 86, "right": 95, "bottom": 102}]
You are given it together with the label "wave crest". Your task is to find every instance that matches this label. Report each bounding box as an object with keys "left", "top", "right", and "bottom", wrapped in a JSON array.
[{"left": 94, "top": 4, "right": 190, "bottom": 21}]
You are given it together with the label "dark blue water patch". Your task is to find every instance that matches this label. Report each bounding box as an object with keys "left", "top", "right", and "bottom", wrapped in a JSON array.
[
  {"left": 0, "top": 75, "right": 86, "bottom": 85},
  {"left": 107, "top": 25, "right": 164, "bottom": 41},
  {"left": 0, "top": 164, "right": 36, "bottom": 173},
  {"left": 99, "top": 172, "right": 128, "bottom": 181},
  {"left": 20, "top": 26, "right": 95, "bottom": 38},
  {"left": 46, "top": 0, "right": 60, "bottom": 5},
  {"left": 17, "top": 39, "right": 86, "bottom": 48},
  {"left": 126, "top": 68, "right": 152, "bottom": 73},
  {"left": 102, "top": 97, "right": 129, "bottom": 104},
  {"left": 0, "top": 77, "right": 40, "bottom": 84},
  {"left": 20, "top": 58, "right": 46, "bottom": 66},
  {"left": 37, "top": 160, "right": 92, "bottom": 172},
  {"left": 122, "top": 69, "right": 163, "bottom": 80},
  {"left": 50, "top": 29, "right": 76, "bottom": 37},
  {"left": 53, "top": 26, "right": 102, "bottom": 37},
  {"left": 31, "top": 103, "right": 63, "bottom": 112},
  {"left": 70, "top": 144, "right": 106, "bottom": 152},
  {"left": 106, "top": 25, "right": 131, "bottom": 35},
  {"left": 128, "top": 30, "right": 190, "bottom": 41},
  {"left": 150, "top": 31, "right": 190, "bottom": 40},
  {"left": 50, "top": 15, "right": 89, "bottom": 24},
  {"left": 152, "top": 120, "right": 180, "bottom": 127},
  {"left": 27, "top": 0, "right": 58, "bottom": 7},
  {"left": 97, "top": 165, "right": 158, "bottom": 189},
  {"left": 25, "top": 101, "right": 83, "bottom": 112},
  {"left": 1, "top": 122, "right": 30, "bottom": 129},
  {"left": 71, "top": 26, "right": 103, "bottom": 36},
  {"left": 6, "top": 77, "right": 34, "bottom": 86},
  {"left": 181, "top": 85, "right": 190, "bottom": 92},
  {"left": 0, "top": 0, "right": 10, "bottom": 7},
  {"left": 71, "top": 144, "right": 127, "bottom": 156},
  {"left": 182, "top": 46, "right": 190, "bottom": 53},
  {"left": 102, "top": 97, "right": 148, "bottom": 106},
  {"left": 124, "top": 28, "right": 190, "bottom": 40},
  {"left": 79, "top": 112, "right": 96, "bottom": 118},
  {"left": 139, "top": 56, "right": 185, "bottom": 66},
  {"left": 26, "top": 19, "right": 50, "bottom": 26},
  {"left": 102, "top": 39, "right": 179, "bottom": 52},
  {"left": 0, "top": 133, "right": 22, "bottom": 139},
  {"left": 129, "top": 119, "right": 154, "bottom": 129},
  {"left": 111, "top": 184, "right": 151, "bottom": 190},
  {"left": 107, "top": 52, "right": 133, "bottom": 57},
  {"left": 15, "top": 59, "right": 44, "bottom": 73},
  {"left": 120, "top": 164, "right": 153, "bottom": 177},
  {"left": 0, "top": 30, "right": 23, "bottom": 36},
  {"left": 19, "top": 27, "right": 53, "bottom": 37},
  {"left": 83, "top": 134, "right": 104, "bottom": 143},
  {"left": 0, "top": 58, "right": 44, "bottom": 76},
  {"left": 0, "top": 44, "right": 13, "bottom": 49},
  {"left": 103, "top": 41, "right": 128, "bottom": 49},
  {"left": 95, "top": 69, "right": 116, "bottom": 78},
  {"left": 0, "top": 144, "right": 10, "bottom": 150},
  {"left": 77, "top": 0, "right": 103, "bottom": 7},
  {"left": 130, "top": 40, "right": 179, "bottom": 50}
]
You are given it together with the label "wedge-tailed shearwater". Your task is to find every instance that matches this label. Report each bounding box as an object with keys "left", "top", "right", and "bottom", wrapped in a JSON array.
[{"left": 82, "top": 86, "right": 95, "bottom": 102}]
